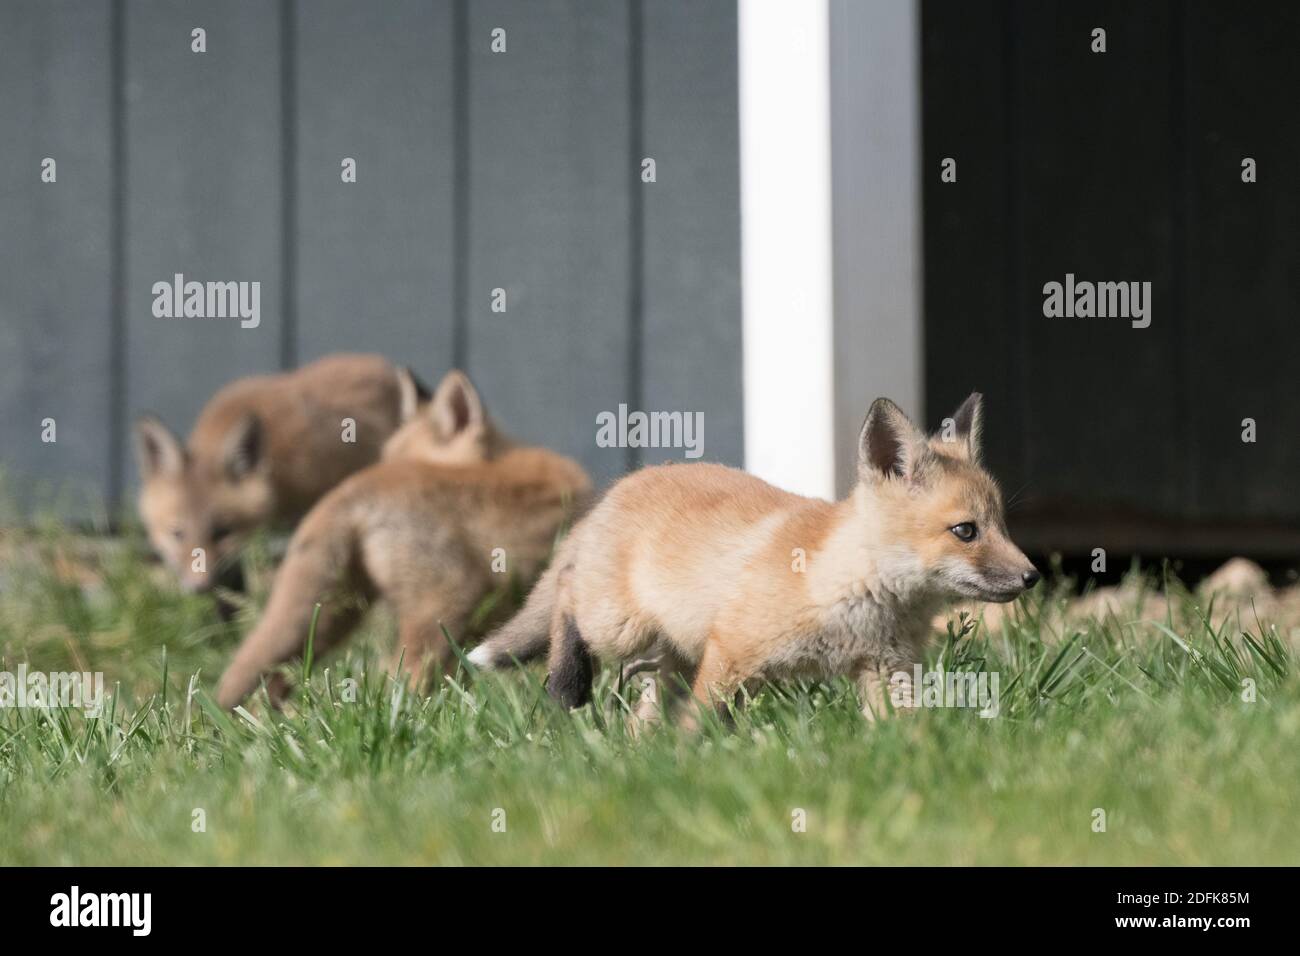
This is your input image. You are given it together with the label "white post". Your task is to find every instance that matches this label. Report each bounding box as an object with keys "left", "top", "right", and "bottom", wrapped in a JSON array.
[
  {"left": 739, "top": 0, "right": 923, "bottom": 500},
  {"left": 739, "top": 0, "right": 836, "bottom": 501}
]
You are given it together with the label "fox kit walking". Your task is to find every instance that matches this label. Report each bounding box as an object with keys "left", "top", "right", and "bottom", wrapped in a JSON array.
[
  {"left": 134, "top": 353, "right": 422, "bottom": 594},
  {"left": 469, "top": 393, "right": 1038, "bottom": 725},
  {"left": 214, "top": 370, "right": 592, "bottom": 709}
]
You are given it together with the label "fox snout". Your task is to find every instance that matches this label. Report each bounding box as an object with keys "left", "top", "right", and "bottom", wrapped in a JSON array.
[
  {"left": 980, "top": 561, "right": 1040, "bottom": 602},
  {"left": 183, "top": 572, "right": 213, "bottom": 595},
  {"left": 179, "top": 568, "right": 216, "bottom": 595},
  {"left": 945, "top": 530, "right": 1041, "bottom": 602}
]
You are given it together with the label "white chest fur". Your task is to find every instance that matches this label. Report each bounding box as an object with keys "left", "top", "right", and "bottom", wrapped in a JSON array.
[{"left": 763, "top": 590, "right": 939, "bottom": 681}]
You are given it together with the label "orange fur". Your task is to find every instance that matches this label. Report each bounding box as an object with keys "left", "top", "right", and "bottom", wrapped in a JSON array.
[
  {"left": 135, "top": 353, "right": 417, "bottom": 593},
  {"left": 475, "top": 393, "right": 1037, "bottom": 727},
  {"left": 214, "top": 370, "right": 591, "bottom": 709}
]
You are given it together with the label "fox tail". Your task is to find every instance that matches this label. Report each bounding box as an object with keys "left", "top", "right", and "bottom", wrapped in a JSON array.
[{"left": 467, "top": 561, "right": 561, "bottom": 670}]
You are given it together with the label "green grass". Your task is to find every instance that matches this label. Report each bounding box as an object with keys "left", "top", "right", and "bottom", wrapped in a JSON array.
[{"left": 1, "top": 525, "right": 1297, "bottom": 865}]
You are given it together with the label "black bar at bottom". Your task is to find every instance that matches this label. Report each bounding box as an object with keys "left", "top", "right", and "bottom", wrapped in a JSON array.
[{"left": 0, "top": 866, "right": 1283, "bottom": 941}]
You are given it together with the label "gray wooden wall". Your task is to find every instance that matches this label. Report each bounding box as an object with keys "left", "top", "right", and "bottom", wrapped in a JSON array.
[{"left": 0, "top": 0, "right": 742, "bottom": 521}]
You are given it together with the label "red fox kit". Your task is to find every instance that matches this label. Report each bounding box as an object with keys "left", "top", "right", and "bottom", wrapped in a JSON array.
[
  {"left": 214, "top": 370, "right": 592, "bottom": 709},
  {"left": 469, "top": 393, "right": 1038, "bottom": 724},
  {"left": 134, "top": 353, "right": 424, "bottom": 594}
]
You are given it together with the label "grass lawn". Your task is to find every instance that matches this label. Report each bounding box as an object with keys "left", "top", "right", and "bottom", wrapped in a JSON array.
[{"left": 1, "top": 524, "right": 1297, "bottom": 866}]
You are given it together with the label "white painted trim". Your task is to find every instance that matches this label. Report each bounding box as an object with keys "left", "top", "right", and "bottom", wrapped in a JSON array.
[{"left": 738, "top": 0, "right": 836, "bottom": 501}]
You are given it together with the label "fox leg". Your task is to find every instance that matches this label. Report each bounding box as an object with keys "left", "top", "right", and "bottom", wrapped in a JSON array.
[
  {"left": 538, "top": 565, "right": 595, "bottom": 709},
  {"left": 628, "top": 645, "right": 698, "bottom": 734},
  {"left": 215, "top": 586, "right": 366, "bottom": 709},
  {"left": 856, "top": 659, "right": 919, "bottom": 721},
  {"left": 215, "top": 508, "right": 374, "bottom": 709},
  {"left": 546, "top": 613, "right": 594, "bottom": 709},
  {"left": 394, "top": 604, "right": 473, "bottom": 690},
  {"left": 681, "top": 642, "right": 742, "bottom": 731},
  {"left": 212, "top": 558, "right": 246, "bottom": 623},
  {"left": 376, "top": 533, "right": 485, "bottom": 689}
]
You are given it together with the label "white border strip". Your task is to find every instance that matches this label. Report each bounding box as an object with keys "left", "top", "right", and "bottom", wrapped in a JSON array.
[{"left": 739, "top": 0, "right": 836, "bottom": 500}]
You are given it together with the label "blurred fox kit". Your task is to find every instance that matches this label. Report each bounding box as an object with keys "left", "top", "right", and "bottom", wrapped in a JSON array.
[
  {"left": 471, "top": 393, "right": 1038, "bottom": 724},
  {"left": 215, "top": 370, "right": 591, "bottom": 709},
  {"left": 134, "top": 353, "right": 421, "bottom": 594}
]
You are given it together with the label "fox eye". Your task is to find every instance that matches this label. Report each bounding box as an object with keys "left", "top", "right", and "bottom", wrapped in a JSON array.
[
  {"left": 170, "top": 527, "right": 184, "bottom": 541},
  {"left": 950, "top": 522, "right": 978, "bottom": 542},
  {"left": 211, "top": 524, "right": 232, "bottom": 543}
]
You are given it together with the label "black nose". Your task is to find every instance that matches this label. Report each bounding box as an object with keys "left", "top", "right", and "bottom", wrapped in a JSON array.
[{"left": 1022, "top": 569, "right": 1041, "bottom": 588}]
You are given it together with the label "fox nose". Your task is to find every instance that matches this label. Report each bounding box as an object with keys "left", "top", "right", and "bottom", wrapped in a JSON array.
[
  {"left": 1021, "top": 569, "right": 1041, "bottom": 589},
  {"left": 182, "top": 573, "right": 214, "bottom": 595}
]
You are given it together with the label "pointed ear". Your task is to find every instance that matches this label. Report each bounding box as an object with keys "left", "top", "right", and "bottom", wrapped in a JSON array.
[
  {"left": 396, "top": 366, "right": 431, "bottom": 423},
  {"left": 858, "top": 398, "right": 925, "bottom": 481},
  {"left": 222, "top": 413, "right": 263, "bottom": 481},
  {"left": 948, "top": 392, "right": 984, "bottom": 462},
  {"left": 134, "top": 415, "right": 185, "bottom": 480},
  {"left": 428, "top": 369, "right": 485, "bottom": 438}
]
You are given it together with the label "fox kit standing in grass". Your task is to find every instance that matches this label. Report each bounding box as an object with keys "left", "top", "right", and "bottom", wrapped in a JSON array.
[
  {"left": 470, "top": 393, "right": 1038, "bottom": 725},
  {"left": 134, "top": 353, "right": 423, "bottom": 595},
  {"left": 215, "top": 370, "right": 592, "bottom": 709}
]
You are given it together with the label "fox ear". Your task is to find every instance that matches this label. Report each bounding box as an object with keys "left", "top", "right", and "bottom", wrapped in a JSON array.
[
  {"left": 429, "top": 369, "right": 485, "bottom": 438},
  {"left": 858, "top": 398, "right": 925, "bottom": 481},
  {"left": 222, "top": 413, "right": 263, "bottom": 481},
  {"left": 396, "top": 366, "right": 431, "bottom": 423},
  {"left": 948, "top": 392, "right": 983, "bottom": 462},
  {"left": 134, "top": 415, "right": 185, "bottom": 480}
]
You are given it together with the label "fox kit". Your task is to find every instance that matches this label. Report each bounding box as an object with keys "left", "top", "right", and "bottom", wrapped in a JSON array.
[
  {"left": 134, "top": 353, "right": 424, "bottom": 594},
  {"left": 214, "top": 370, "right": 592, "bottom": 709},
  {"left": 469, "top": 393, "right": 1038, "bottom": 725}
]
